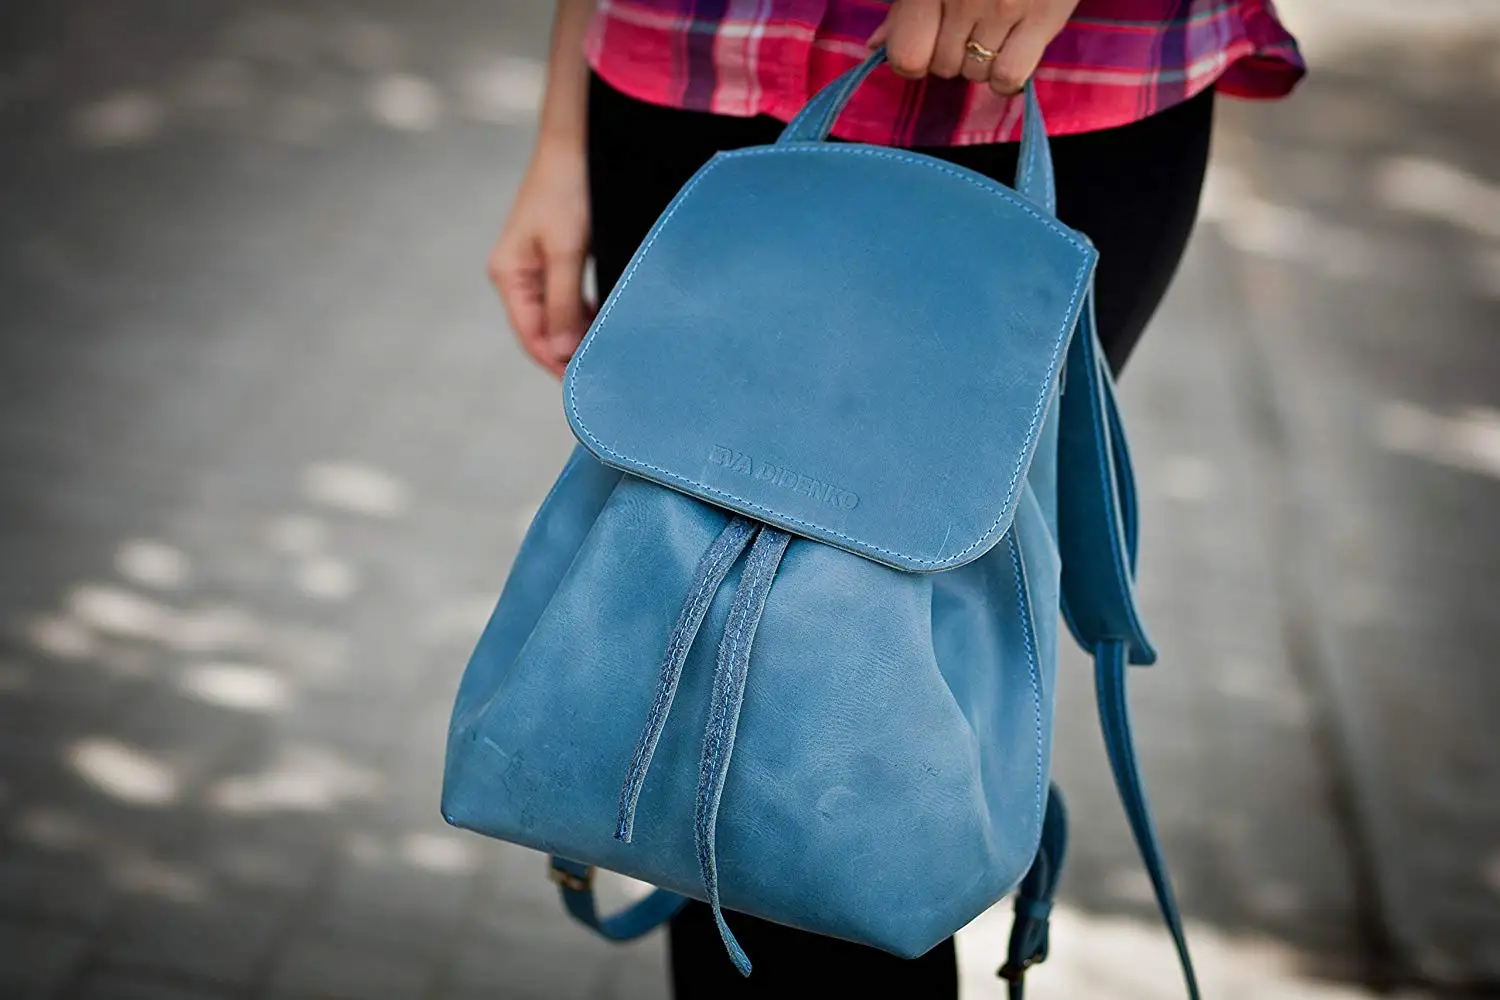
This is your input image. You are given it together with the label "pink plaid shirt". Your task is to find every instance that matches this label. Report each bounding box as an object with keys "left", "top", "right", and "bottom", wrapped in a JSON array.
[{"left": 585, "top": 0, "right": 1303, "bottom": 146}]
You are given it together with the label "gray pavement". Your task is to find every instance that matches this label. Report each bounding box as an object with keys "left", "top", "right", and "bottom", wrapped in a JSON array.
[
  {"left": 0, "top": 2, "right": 1495, "bottom": 998},
  {"left": 1208, "top": 5, "right": 1500, "bottom": 986}
]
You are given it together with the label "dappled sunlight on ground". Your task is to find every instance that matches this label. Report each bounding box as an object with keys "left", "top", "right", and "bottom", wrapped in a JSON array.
[
  {"left": 36, "top": 6, "right": 549, "bottom": 150},
  {"left": 959, "top": 903, "right": 1382, "bottom": 999},
  {"left": 1204, "top": 0, "right": 1500, "bottom": 986},
  {"left": 1372, "top": 402, "right": 1500, "bottom": 480}
]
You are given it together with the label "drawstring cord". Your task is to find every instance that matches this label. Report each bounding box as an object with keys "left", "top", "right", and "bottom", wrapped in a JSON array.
[
  {"left": 613, "top": 516, "right": 790, "bottom": 976},
  {"left": 694, "top": 524, "right": 790, "bottom": 975},
  {"left": 616, "top": 516, "right": 757, "bottom": 843}
]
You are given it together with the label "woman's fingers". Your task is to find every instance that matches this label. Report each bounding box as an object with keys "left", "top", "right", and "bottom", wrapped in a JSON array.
[
  {"left": 988, "top": 15, "right": 1054, "bottom": 95},
  {"left": 879, "top": 0, "right": 944, "bottom": 79},
  {"left": 488, "top": 135, "right": 592, "bottom": 379},
  {"left": 930, "top": 2, "right": 984, "bottom": 79},
  {"left": 960, "top": 12, "right": 1017, "bottom": 83},
  {"left": 870, "top": 0, "right": 1080, "bottom": 97},
  {"left": 543, "top": 245, "right": 589, "bottom": 375},
  {"left": 490, "top": 230, "right": 586, "bottom": 378},
  {"left": 490, "top": 236, "right": 555, "bottom": 373}
]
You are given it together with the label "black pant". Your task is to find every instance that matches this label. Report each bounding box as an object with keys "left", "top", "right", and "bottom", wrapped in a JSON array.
[{"left": 585, "top": 72, "right": 1214, "bottom": 996}]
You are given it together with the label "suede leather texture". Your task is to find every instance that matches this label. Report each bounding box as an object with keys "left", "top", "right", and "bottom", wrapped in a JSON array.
[{"left": 444, "top": 448, "right": 1059, "bottom": 956}]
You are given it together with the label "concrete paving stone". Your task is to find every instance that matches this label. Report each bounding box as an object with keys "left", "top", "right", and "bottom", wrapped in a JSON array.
[
  {"left": 376, "top": 717, "right": 456, "bottom": 828},
  {"left": 960, "top": 902, "right": 1390, "bottom": 1000},
  {"left": 185, "top": 818, "right": 331, "bottom": 898},
  {"left": 265, "top": 926, "right": 439, "bottom": 1000},
  {"left": 268, "top": 688, "right": 411, "bottom": 757},
  {"left": 308, "top": 844, "right": 480, "bottom": 956},
  {"left": 441, "top": 941, "right": 668, "bottom": 1000},
  {"left": 0, "top": 844, "right": 114, "bottom": 930},
  {"left": 193, "top": 731, "right": 392, "bottom": 833},
  {"left": 107, "top": 688, "right": 266, "bottom": 787},
  {"left": 448, "top": 913, "right": 622, "bottom": 1000},
  {"left": 2, "top": 776, "right": 199, "bottom": 870},
  {"left": 0, "top": 656, "right": 137, "bottom": 722},
  {"left": 482, "top": 842, "right": 569, "bottom": 912},
  {"left": 459, "top": 853, "right": 667, "bottom": 1000},
  {"left": 0, "top": 984, "right": 57, "bottom": 1000},
  {"left": 439, "top": 983, "right": 565, "bottom": 1000},
  {"left": 598, "top": 943, "right": 674, "bottom": 1000},
  {"left": 375, "top": 779, "right": 446, "bottom": 832},
  {"left": 0, "top": 742, "right": 81, "bottom": 816},
  {"left": 0, "top": 695, "right": 95, "bottom": 749},
  {"left": 73, "top": 968, "right": 234, "bottom": 1000},
  {"left": 98, "top": 890, "right": 288, "bottom": 987},
  {"left": 1210, "top": 10, "right": 1500, "bottom": 981},
  {"left": 0, "top": 917, "right": 89, "bottom": 994}
]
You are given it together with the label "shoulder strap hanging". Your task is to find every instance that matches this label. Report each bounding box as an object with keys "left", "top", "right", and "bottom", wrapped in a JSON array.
[
  {"left": 999, "top": 783, "right": 1067, "bottom": 997},
  {"left": 1054, "top": 296, "right": 1201, "bottom": 1000}
]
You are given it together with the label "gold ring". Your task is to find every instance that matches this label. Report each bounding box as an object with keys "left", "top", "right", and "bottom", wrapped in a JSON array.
[{"left": 965, "top": 39, "right": 997, "bottom": 62}]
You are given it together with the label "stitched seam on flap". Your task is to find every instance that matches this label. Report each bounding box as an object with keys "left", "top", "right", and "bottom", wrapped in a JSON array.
[
  {"left": 719, "top": 145, "right": 1089, "bottom": 268},
  {"left": 567, "top": 146, "right": 1091, "bottom": 569},
  {"left": 1007, "top": 531, "right": 1047, "bottom": 841}
]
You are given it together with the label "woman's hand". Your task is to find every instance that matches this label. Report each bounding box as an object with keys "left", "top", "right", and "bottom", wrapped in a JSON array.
[
  {"left": 489, "top": 0, "right": 594, "bottom": 379},
  {"left": 868, "top": 0, "right": 1081, "bottom": 96},
  {"left": 488, "top": 137, "right": 592, "bottom": 378}
]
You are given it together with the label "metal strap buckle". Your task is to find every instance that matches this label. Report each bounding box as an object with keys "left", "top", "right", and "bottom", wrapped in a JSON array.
[
  {"left": 547, "top": 861, "right": 594, "bottom": 894},
  {"left": 997, "top": 955, "right": 1039, "bottom": 983}
]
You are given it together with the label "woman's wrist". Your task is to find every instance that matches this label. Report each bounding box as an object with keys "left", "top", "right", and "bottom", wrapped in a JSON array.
[
  {"left": 536, "top": 77, "right": 587, "bottom": 149},
  {"left": 534, "top": 125, "right": 585, "bottom": 160}
]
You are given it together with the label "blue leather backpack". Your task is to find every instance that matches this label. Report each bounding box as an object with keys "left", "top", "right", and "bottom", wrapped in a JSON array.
[{"left": 443, "top": 49, "right": 1199, "bottom": 998}]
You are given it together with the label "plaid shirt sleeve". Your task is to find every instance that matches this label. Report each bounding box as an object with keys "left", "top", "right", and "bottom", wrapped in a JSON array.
[{"left": 584, "top": 0, "right": 1304, "bottom": 147}]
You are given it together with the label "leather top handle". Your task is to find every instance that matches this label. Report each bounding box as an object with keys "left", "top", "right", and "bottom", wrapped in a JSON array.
[{"left": 776, "top": 46, "right": 1057, "bottom": 215}]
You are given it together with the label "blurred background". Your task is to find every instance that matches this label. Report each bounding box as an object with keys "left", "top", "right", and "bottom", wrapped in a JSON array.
[{"left": 1, "top": 1, "right": 1497, "bottom": 997}]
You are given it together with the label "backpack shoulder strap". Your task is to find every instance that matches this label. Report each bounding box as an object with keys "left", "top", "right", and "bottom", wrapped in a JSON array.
[
  {"left": 999, "top": 784, "right": 1067, "bottom": 997},
  {"left": 1057, "top": 291, "right": 1154, "bottom": 663},
  {"left": 1093, "top": 638, "right": 1200, "bottom": 999},
  {"left": 1055, "top": 297, "right": 1201, "bottom": 1000},
  {"left": 548, "top": 857, "right": 688, "bottom": 940}
]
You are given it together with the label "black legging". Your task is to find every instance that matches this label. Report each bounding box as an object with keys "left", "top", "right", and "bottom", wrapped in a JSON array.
[{"left": 585, "top": 71, "right": 1214, "bottom": 997}]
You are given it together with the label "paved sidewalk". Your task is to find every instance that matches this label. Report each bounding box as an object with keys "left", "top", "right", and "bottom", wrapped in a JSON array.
[
  {"left": 1207, "top": 3, "right": 1500, "bottom": 987},
  {"left": 0, "top": 2, "right": 1494, "bottom": 998}
]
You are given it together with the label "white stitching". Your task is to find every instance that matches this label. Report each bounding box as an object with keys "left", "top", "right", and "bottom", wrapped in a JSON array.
[
  {"left": 566, "top": 145, "right": 1092, "bottom": 570},
  {"left": 1006, "top": 531, "right": 1047, "bottom": 840}
]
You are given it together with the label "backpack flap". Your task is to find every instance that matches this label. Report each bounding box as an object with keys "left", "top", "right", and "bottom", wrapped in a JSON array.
[{"left": 563, "top": 142, "right": 1096, "bottom": 573}]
